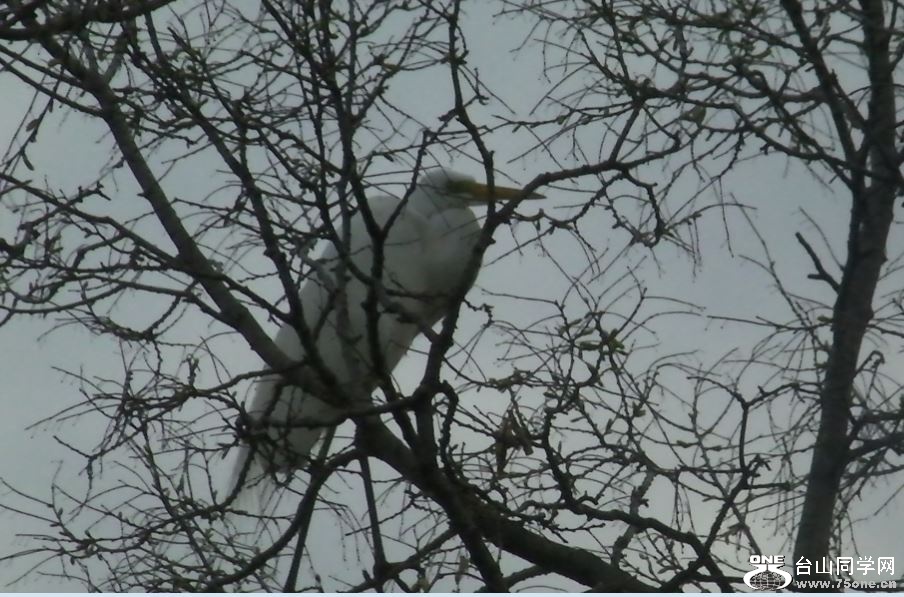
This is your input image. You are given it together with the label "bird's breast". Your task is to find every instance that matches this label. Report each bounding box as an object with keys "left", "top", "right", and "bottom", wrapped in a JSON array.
[{"left": 419, "top": 208, "right": 481, "bottom": 295}]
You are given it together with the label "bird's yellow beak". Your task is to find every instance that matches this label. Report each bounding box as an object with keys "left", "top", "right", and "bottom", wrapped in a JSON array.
[{"left": 455, "top": 179, "right": 545, "bottom": 202}]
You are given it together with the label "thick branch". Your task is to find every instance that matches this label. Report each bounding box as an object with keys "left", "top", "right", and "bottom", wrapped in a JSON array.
[
  {"left": 0, "top": 0, "right": 175, "bottom": 40},
  {"left": 356, "top": 419, "right": 656, "bottom": 592},
  {"left": 31, "top": 31, "right": 326, "bottom": 396},
  {"left": 792, "top": 0, "right": 899, "bottom": 583}
]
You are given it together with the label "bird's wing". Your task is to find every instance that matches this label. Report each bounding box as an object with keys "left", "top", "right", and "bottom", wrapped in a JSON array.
[
  {"left": 239, "top": 192, "right": 476, "bottom": 476},
  {"left": 345, "top": 194, "right": 433, "bottom": 372},
  {"left": 352, "top": 195, "right": 482, "bottom": 358},
  {"left": 240, "top": 245, "right": 343, "bottom": 476}
]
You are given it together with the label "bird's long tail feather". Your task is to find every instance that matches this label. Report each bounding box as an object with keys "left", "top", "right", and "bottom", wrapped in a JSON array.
[{"left": 225, "top": 445, "right": 286, "bottom": 549}]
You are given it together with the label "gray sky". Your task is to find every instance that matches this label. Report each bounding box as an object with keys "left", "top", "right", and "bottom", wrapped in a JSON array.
[{"left": 1, "top": 1, "right": 903, "bottom": 591}]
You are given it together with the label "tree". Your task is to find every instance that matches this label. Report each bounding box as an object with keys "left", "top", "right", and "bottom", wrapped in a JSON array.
[{"left": 1, "top": 0, "right": 902, "bottom": 591}]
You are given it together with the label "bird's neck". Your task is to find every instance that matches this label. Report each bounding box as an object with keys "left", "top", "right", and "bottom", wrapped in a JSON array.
[{"left": 415, "top": 192, "right": 468, "bottom": 218}]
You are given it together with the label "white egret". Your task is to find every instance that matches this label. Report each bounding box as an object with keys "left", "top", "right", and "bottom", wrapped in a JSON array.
[{"left": 231, "top": 168, "right": 542, "bottom": 493}]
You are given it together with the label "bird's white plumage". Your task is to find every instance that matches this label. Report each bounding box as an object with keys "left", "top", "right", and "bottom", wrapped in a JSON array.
[{"left": 231, "top": 168, "right": 538, "bottom": 493}]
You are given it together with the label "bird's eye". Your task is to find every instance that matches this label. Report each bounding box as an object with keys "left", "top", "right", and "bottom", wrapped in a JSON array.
[{"left": 446, "top": 179, "right": 472, "bottom": 194}]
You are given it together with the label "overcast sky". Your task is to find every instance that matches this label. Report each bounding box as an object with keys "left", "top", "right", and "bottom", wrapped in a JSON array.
[{"left": 2, "top": 1, "right": 903, "bottom": 592}]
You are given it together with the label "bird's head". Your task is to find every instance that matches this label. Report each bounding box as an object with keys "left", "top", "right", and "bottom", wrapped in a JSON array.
[{"left": 415, "top": 168, "right": 544, "bottom": 211}]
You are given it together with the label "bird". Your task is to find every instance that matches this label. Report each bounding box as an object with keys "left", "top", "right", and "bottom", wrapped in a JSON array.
[{"left": 230, "top": 168, "right": 543, "bottom": 496}]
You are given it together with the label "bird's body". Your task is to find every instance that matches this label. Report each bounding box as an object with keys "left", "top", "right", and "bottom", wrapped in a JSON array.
[{"left": 231, "top": 169, "right": 539, "bottom": 492}]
